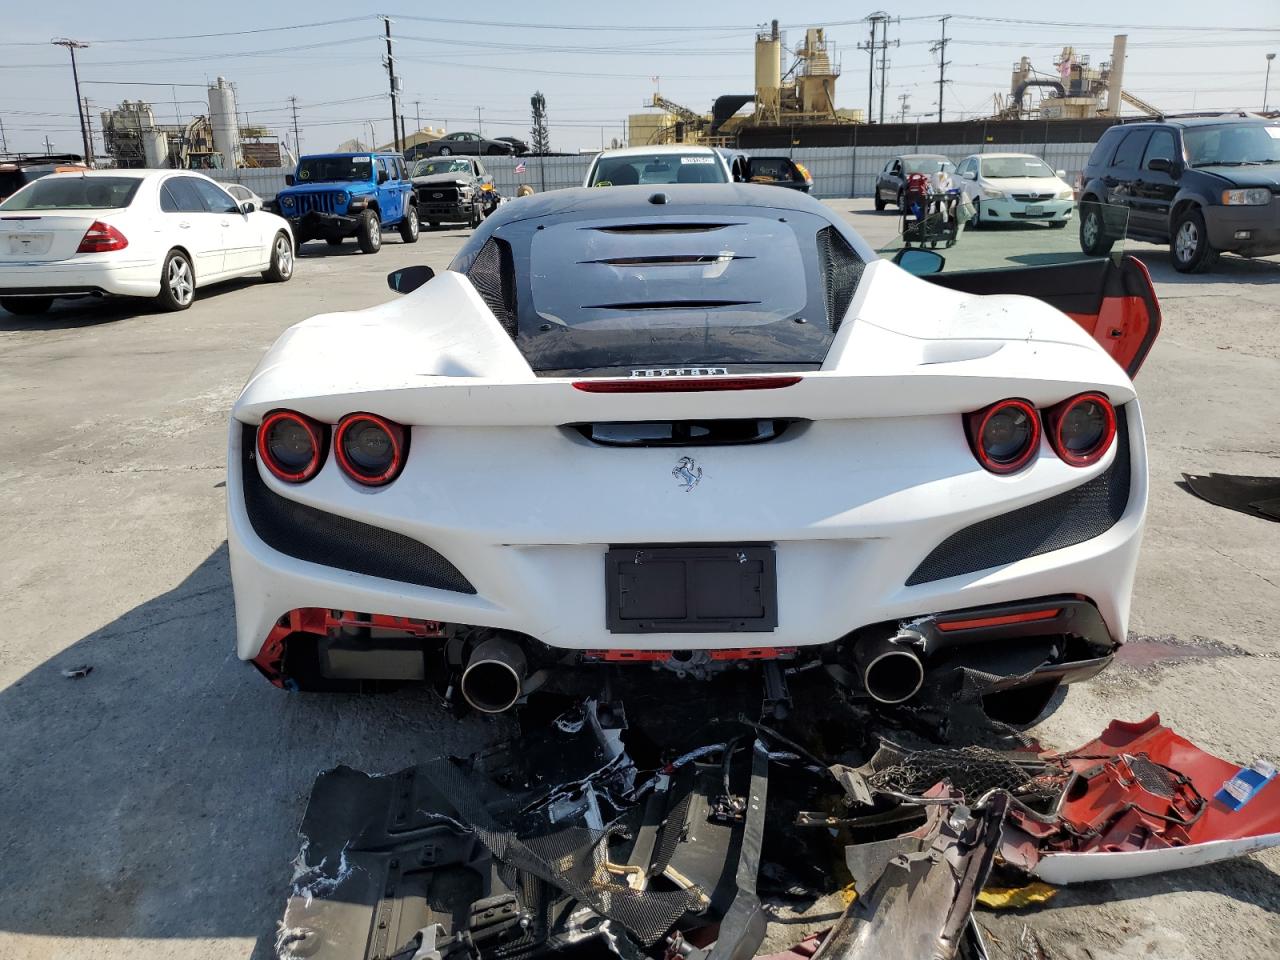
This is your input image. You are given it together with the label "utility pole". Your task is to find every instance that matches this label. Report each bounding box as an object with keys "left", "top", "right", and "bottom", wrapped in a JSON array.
[
  {"left": 83, "top": 97, "right": 95, "bottom": 164},
  {"left": 931, "top": 16, "right": 951, "bottom": 123},
  {"left": 288, "top": 96, "right": 301, "bottom": 154},
  {"left": 45, "top": 136, "right": 54, "bottom": 153},
  {"left": 476, "top": 107, "right": 483, "bottom": 136},
  {"left": 415, "top": 100, "right": 422, "bottom": 135},
  {"left": 379, "top": 16, "right": 401, "bottom": 152},
  {"left": 857, "top": 14, "right": 884, "bottom": 124},
  {"left": 52, "top": 39, "right": 91, "bottom": 162},
  {"left": 897, "top": 93, "right": 910, "bottom": 124},
  {"left": 0, "top": 116, "right": 7, "bottom": 153},
  {"left": 1266, "top": 53, "right": 1276, "bottom": 113},
  {"left": 878, "top": 19, "right": 899, "bottom": 125}
]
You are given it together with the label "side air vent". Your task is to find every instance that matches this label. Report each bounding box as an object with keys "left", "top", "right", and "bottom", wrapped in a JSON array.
[
  {"left": 570, "top": 418, "right": 803, "bottom": 447},
  {"left": 241, "top": 426, "right": 475, "bottom": 594},
  {"left": 465, "top": 237, "right": 517, "bottom": 337},
  {"left": 816, "top": 226, "right": 865, "bottom": 332},
  {"left": 588, "top": 222, "right": 741, "bottom": 234}
]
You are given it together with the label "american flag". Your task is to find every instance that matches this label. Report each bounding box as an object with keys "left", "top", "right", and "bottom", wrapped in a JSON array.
[{"left": 514, "top": 161, "right": 527, "bottom": 174}]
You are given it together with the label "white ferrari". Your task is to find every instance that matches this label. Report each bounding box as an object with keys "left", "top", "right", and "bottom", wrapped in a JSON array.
[
  {"left": 0, "top": 169, "right": 293, "bottom": 315},
  {"left": 227, "top": 184, "right": 1160, "bottom": 719}
]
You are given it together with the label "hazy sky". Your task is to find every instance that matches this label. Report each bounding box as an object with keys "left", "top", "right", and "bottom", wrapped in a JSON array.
[{"left": 3, "top": 0, "right": 1278, "bottom": 156}]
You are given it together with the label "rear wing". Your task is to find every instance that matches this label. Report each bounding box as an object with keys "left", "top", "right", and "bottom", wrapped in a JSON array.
[{"left": 922, "top": 255, "right": 1162, "bottom": 378}]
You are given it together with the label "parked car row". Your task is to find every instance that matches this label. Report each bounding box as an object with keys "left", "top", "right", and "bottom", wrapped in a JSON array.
[{"left": 875, "top": 152, "right": 1073, "bottom": 228}]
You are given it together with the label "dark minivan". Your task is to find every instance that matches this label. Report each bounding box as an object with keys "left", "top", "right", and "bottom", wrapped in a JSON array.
[{"left": 1077, "top": 114, "right": 1280, "bottom": 272}]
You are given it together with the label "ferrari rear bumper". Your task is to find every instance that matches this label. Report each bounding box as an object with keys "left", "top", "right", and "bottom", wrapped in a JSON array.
[{"left": 228, "top": 402, "right": 1148, "bottom": 668}]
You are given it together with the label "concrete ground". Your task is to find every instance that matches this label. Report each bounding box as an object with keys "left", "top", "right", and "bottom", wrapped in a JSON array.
[{"left": 0, "top": 200, "right": 1277, "bottom": 960}]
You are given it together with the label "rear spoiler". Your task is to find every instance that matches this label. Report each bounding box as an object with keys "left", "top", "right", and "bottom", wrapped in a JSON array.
[{"left": 923, "top": 255, "right": 1162, "bottom": 378}]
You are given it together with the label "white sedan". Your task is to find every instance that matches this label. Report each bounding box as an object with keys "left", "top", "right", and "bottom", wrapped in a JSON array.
[
  {"left": 955, "top": 153, "right": 1075, "bottom": 228},
  {"left": 0, "top": 169, "right": 294, "bottom": 316}
]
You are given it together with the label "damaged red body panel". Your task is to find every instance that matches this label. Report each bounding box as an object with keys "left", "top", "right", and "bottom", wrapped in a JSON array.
[
  {"left": 1003, "top": 713, "right": 1280, "bottom": 883},
  {"left": 253, "top": 608, "right": 444, "bottom": 687}
]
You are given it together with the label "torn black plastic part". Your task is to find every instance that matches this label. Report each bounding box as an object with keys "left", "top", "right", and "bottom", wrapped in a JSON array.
[{"left": 810, "top": 792, "right": 1008, "bottom": 960}]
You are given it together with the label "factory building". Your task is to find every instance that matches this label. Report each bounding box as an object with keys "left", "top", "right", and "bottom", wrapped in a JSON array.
[{"left": 100, "top": 77, "right": 288, "bottom": 170}]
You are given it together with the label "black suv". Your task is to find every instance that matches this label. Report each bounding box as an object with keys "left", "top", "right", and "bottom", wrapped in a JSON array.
[{"left": 1078, "top": 114, "right": 1280, "bottom": 272}]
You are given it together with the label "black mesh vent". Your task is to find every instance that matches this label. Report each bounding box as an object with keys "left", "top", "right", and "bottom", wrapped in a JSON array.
[
  {"left": 466, "top": 237, "right": 517, "bottom": 337},
  {"left": 241, "top": 425, "right": 475, "bottom": 594},
  {"left": 906, "top": 409, "right": 1132, "bottom": 586},
  {"left": 816, "top": 226, "right": 865, "bottom": 332}
]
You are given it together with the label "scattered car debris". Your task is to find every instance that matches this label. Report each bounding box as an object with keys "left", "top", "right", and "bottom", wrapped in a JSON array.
[
  {"left": 974, "top": 881, "right": 1057, "bottom": 910},
  {"left": 273, "top": 685, "right": 1280, "bottom": 960},
  {"left": 59, "top": 665, "right": 92, "bottom": 679},
  {"left": 1182, "top": 472, "right": 1280, "bottom": 522}
]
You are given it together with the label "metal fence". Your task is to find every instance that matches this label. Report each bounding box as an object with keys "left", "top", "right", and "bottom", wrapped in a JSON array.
[{"left": 208, "top": 141, "right": 1097, "bottom": 203}]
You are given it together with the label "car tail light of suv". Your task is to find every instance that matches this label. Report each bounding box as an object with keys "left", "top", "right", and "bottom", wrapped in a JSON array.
[{"left": 77, "top": 221, "right": 128, "bottom": 253}]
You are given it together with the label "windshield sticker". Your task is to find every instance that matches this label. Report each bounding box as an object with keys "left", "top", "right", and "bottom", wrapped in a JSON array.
[{"left": 681, "top": 156, "right": 716, "bottom": 164}]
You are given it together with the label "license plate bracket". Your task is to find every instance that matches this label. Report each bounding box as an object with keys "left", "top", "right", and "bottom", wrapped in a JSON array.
[{"left": 605, "top": 544, "right": 777, "bottom": 634}]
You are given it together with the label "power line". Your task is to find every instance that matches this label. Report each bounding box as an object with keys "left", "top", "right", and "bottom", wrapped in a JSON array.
[{"left": 0, "top": 16, "right": 374, "bottom": 47}]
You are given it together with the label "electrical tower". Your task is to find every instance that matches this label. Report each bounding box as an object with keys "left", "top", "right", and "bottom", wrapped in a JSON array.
[{"left": 930, "top": 16, "right": 952, "bottom": 122}]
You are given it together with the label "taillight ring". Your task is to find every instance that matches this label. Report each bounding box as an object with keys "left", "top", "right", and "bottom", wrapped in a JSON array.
[
  {"left": 335, "top": 413, "right": 407, "bottom": 486},
  {"left": 257, "top": 410, "right": 327, "bottom": 483},
  {"left": 1047, "top": 392, "right": 1117, "bottom": 467},
  {"left": 966, "top": 398, "right": 1041, "bottom": 475}
]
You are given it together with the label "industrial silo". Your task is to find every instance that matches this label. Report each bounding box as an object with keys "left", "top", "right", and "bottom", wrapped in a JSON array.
[
  {"left": 208, "top": 77, "right": 242, "bottom": 169},
  {"left": 754, "top": 21, "right": 782, "bottom": 124}
]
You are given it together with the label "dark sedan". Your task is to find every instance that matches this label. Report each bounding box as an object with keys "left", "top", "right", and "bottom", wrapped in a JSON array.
[
  {"left": 874, "top": 154, "right": 955, "bottom": 211},
  {"left": 423, "top": 132, "right": 517, "bottom": 157}
]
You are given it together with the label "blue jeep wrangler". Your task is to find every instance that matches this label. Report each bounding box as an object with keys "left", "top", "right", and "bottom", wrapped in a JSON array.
[{"left": 275, "top": 152, "right": 418, "bottom": 253}]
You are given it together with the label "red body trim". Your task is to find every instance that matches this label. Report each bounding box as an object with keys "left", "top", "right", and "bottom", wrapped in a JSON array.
[
  {"left": 252, "top": 607, "right": 444, "bottom": 687},
  {"left": 572, "top": 376, "right": 802, "bottom": 393},
  {"left": 936, "top": 608, "right": 1062, "bottom": 632}
]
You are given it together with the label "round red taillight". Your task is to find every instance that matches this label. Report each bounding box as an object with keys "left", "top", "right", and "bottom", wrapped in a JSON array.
[
  {"left": 965, "top": 398, "right": 1041, "bottom": 475},
  {"left": 1046, "top": 392, "right": 1116, "bottom": 467},
  {"left": 335, "top": 413, "right": 407, "bottom": 486},
  {"left": 257, "top": 410, "right": 327, "bottom": 483}
]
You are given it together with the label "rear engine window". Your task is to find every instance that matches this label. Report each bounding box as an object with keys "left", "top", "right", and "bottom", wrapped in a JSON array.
[
  {"left": 0, "top": 176, "right": 141, "bottom": 211},
  {"left": 529, "top": 216, "right": 807, "bottom": 330}
]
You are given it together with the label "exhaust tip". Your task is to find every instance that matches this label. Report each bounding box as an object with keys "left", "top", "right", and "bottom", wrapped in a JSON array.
[
  {"left": 460, "top": 637, "right": 527, "bottom": 713},
  {"left": 863, "top": 648, "right": 925, "bottom": 705},
  {"left": 461, "top": 659, "right": 523, "bottom": 713}
]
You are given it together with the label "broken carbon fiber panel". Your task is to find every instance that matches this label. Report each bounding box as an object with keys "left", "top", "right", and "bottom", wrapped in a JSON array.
[{"left": 701, "top": 739, "right": 771, "bottom": 960}]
